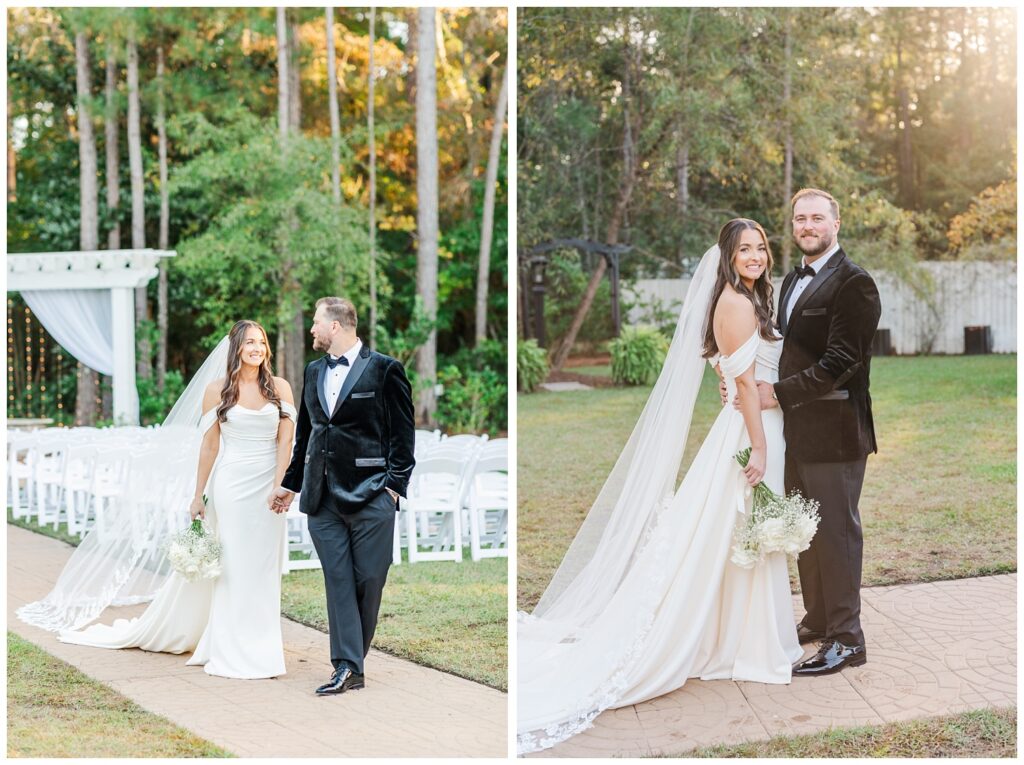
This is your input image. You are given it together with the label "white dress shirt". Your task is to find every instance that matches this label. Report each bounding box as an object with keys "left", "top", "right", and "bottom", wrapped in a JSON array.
[
  {"left": 784, "top": 242, "right": 841, "bottom": 325},
  {"left": 323, "top": 339, "right": 362, "bottom": 416}
]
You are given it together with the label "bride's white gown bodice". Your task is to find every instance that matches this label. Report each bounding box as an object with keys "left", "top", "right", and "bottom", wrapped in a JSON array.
[
  {"left": 518, "top": 332, "right": 801, "bottom": 752},
  {"left": 59, "top": 401, "right": 295, "bottom": 680}
]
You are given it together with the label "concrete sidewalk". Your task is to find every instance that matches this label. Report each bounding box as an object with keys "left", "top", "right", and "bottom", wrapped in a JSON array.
[
  {"left": 8, "top": 524, "right": 507, "bottom": 758},
  {"left": 531, "top": 573, "right": 1016, "bottom": 757}
]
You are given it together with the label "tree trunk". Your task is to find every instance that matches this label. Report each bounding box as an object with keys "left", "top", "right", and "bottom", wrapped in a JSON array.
[
  {"left": 76, "top": 32, "right": 99, "bottom": 251},
  {"left": 276, "top": 7, "right": 289, "bottom": 145},
  {"left": 275, "top": 7, "right": 305, "bottom": 396},
  {"left": 475, "top": 65, "right": 507, "bottom": 347},
  {"left": 288, "top": 15, "right": 301, "bottom": 133},
  {"left": 674, "top": 127, "right": 689, "bottom": 264},
  {"left": 368, "top": 7, "right": 378, "bottom": 350},
  {"left": 781, "top": 9, "right": 794, "bottom": 273},
  {"left": 550, "top": 42, "right": 639, "bottom": 372},
  {"left": 75, "top": 30, "right": 100, "bottom": 426},
  {"left": 156, "top": 45, "right": 169, "bottom": 391},
  {"left": 76, "top": 363, "right": 99, "bottom": 426},
  {"left": 326, "top": 6, "right": 341, "bottom": 204},
  {"left": 127, "top": 31, "right": 150, "bottom": 379},
  {"left": 105, "top": 42, "right": 120, "bottom": 249},
  {"left": 895, "top": 22, "right": 915, "bottom": 209},
  {"left": 7, "top": 89, "right": 16, "bottom": 202},
  {"left": 415, "top": 7, "right": 439, "bottom": 425}
]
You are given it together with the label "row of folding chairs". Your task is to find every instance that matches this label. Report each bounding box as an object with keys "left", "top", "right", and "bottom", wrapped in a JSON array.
[
  {"left": 7, "top": 426, "right": 173, "bottom": 538},
  {"left": 283, "top": 434, "right": 508, "bottom": 570}
]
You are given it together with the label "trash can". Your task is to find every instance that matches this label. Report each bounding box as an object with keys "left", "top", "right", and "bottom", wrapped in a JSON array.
[
  {"left": 964, "top": 325, "right": 993, "bottom": 355},
  {"left": 871, "top": 328, "right": 892, "bottom": 357}
]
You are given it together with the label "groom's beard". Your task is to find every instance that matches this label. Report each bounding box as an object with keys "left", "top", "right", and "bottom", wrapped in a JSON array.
[
  {"left": 312, "top": 335, "right": 330, "bottom": 353},
  {"left": 795, "top": 231, "right": 834, "bottom": 258}
]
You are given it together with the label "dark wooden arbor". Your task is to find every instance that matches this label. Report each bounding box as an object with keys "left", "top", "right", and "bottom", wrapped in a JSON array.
[{"left": 518, "top": 238, "right": 632, "bottom": 350}]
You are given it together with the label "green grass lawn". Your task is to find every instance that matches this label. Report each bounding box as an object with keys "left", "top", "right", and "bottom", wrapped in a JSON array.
[
  {"left": 683, "top": 706, "right": 1016, "bottom": 758},
  {"left": 518, "top": 354, "right": 1015, "bottom": 609},
  {"left": 570, "top": 364, "right": 612, "bottom": 377},
  {"left": 6, "top": 632, "right": 232, "bottom": 757},
  {"left": 8, "top": 512, "right": 507, "bottom": 691}
]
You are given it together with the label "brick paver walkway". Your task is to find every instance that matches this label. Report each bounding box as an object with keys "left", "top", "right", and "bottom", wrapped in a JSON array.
[
  {"left": 8, "top": 525, "right": 507, "bottom": 758},
  {"left": 530, "top": 573, "right": 1015, "bottom": 757}
]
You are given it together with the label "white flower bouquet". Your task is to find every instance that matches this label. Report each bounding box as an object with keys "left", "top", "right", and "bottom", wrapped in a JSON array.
[
  {"left": 730, "top": 447, "right": 821, "bottom": 569},
  {"left": 165, "top": 517, "right": 222, "bottom": 581}
]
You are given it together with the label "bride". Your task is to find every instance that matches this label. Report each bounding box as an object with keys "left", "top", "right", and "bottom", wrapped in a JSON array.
[
  {"left": 18, "top": 320, "right": 296, "bottom": 680},
  {"left": 518, "top": 219, "right": 803, "bottom": 752}
]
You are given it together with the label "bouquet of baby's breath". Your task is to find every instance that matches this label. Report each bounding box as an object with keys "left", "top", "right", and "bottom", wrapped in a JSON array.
[
  {"left": 730, "top": 447, "right": 821, "bottom": 569},
  {"left": 165, "top": 515, "right": 222, "bottom": 582}
]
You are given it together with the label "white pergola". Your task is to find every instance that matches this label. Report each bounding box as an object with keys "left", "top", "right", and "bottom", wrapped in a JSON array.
[{"left": 8, "top": 249, "right": 176, "bottom": 425}]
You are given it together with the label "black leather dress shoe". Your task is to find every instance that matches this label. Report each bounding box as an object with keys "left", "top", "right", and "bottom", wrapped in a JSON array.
[
  {"left": 315, "top": 667, "right": 365, "bottom": 695},
  {"left": 793, "top": 640, "right": 866, "bottom": 677},
  {"left": 796, "top": 622, "right": 826, "bottom": 643}
]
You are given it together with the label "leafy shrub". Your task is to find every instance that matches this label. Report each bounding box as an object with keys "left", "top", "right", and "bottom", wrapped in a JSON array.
[
  {"left": 136, "top": 370, "right": 186, "bottom": 426},
  {"left": 435, "top": 365, "right": 507, "bottom": 435},
  {"left": 609, "top": 325, "right": 668, "bottom": 386},
  {"left": 517, "top": 339, "right": 549, "bottom": 392}
]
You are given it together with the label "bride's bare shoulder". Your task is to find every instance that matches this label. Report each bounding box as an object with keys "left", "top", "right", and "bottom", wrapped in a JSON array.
[
  {"left": 714, "top": 285, "right": 757, "bottom": 355},
  {"left": 202, "top": 378, "right": 225, "bottom": 411}
]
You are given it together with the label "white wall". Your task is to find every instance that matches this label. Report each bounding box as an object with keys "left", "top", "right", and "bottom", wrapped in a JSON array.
[{"left": 628, "top": 261, "right": 1016, "bottom": 355}]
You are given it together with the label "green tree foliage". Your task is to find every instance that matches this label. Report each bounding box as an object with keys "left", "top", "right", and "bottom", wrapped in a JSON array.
[
  {"left": 519, "top": 7, "right": 1016, "bottom": 355},
  {"left": 8, "top": 7, "right": 508, "bottom": 434}
]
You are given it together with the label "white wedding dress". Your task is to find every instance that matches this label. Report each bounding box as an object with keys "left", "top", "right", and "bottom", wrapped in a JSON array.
[
  {"left": 518, "top": 330, "right": 802, "bottom": 752},
  {"left": 58, "top": 401, "right": 295, "bottom": 680}
]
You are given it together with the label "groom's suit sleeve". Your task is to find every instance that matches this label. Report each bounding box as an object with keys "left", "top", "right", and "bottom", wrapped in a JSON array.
[
  {"left": 281, "top": 364, "right": 313, "bottom": 493},
  {"left": 774, "top": 272, "right": 881, "bottom": 410},
  {"left": 383, "top": 358, "right": 416, "bottom": 498}
]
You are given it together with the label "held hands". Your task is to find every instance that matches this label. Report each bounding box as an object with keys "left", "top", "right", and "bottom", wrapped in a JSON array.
[
  {"left": 189, "top": 497, "right": 206, "bottom": 521},
  {"left": 269, "top": 487, "right": 294, "bottom": 515},
  {"left": 731, "top": 380, "right": 780, "bottom": 412},
  {"left": 742, "top": 446, "right": 767, "bottom": 486}
]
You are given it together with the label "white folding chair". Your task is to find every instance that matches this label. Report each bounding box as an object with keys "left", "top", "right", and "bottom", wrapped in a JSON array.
[
  {"left": 85, "top": 446, "right": 133, "bottom": 537},
  {"left": 405, "top": 456, "right": 467, "bottom": 562},
  {"left": 466, "top": 452, "right": 509, "bottom": 561},
  {"left": 33, "top": 434, "right": 71, "bottom": 529},
  {"left": 62, "top": 443, "right": 98, "bottom": 538},
  {"left": 283, "top": 493, "right": 324, "bottom": 573},
  {"left": 8, "top": 430, "right": 38, "bottom": 521}
]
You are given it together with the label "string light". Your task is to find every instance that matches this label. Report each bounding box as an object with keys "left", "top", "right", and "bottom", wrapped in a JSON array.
[
  {"left": 56, "top": 348, "right": 64, "bottom": 426},
  {"left": 24, "top": 306, "right": 32, "bottom": 416},
  {"left": 38, "top": 320, "right": 46, "bottom": 407},
  {"left": 7, "top": 299, "right": 15, "bottom": 415}
]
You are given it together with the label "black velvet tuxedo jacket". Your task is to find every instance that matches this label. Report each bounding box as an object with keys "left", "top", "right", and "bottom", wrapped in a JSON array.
[
  {"left": 774, "top": 248, "right": 882, "bottom": 463},
  {"left": 282, "top": 345, "right": 416, "bottom": 515}
]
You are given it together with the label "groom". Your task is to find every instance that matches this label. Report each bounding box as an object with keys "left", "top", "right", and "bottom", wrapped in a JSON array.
[
  {"left": 272, "top": 296, "right": 416, "bottom": 694},
  {"left": 760, "top": 188, "right": 881, "bottom": 676}
]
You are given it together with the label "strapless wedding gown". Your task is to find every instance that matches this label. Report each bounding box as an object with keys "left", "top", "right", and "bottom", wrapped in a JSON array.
[
  {"left": 518, "top": 332, "right": 802, "bottom": 752},
  {"left": 58, "top": 402, "right": 295, "bottom": 679}
]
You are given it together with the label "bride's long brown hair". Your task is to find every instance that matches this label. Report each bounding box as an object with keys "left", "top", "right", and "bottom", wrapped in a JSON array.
[
  {"left": 216, "top": 320, "right": 287, "bottom": 422},
  {"left": 701, "top": 218, "right": 776, "bottom": 358}
]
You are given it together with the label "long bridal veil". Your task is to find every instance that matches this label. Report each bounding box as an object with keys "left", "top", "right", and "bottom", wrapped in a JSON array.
[
  {"left": 518, "top": 244, "right": 721, "bottom": 751},
  {"left": 17, "top": 337, "right": 231, "bottom": 632}
]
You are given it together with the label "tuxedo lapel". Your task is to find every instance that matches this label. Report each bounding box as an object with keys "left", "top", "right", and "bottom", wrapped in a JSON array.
[
  {"left": 315, "top": 357, "right": 330, "bottom": 418},
  {"left": 785, "top": 250, "right": 846, "bottom": 337},
  {"left": 330, "top": 346, "right": 372, "bottom": 419},
  {"left": 778, "top": 272, "right": 797, "bottom": 335}
]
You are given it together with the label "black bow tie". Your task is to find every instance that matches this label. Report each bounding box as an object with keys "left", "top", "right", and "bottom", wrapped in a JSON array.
[
  {"left": 325, "top": 355, "right": 350, "bottom": 369},
  {"left": 794, "top": 264, "right": 816, "bottom": 279}
]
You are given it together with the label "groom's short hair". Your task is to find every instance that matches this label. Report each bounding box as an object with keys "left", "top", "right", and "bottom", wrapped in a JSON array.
[
  {"left": 791, "top": 188, "right": 840, "bottom": 221},
  {"left": 316, "top": 297, "right": 357, "bottom": 330}
]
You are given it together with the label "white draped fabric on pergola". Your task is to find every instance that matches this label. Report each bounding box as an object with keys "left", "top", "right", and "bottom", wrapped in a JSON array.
[{"left": 8, "top": 249, "right": 175, "bottom": 425}]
